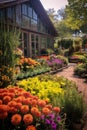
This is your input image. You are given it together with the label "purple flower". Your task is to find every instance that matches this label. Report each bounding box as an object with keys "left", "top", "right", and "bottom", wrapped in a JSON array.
[
  {"left": 48, "top": 113, "right": 55, "bottom": 119},
  {"left": 45, "top": 119, "right": 51, "bottom": 124},
  {"left": 57, "top": 116, "right": 61, "bottom": 122},
  {"left": 51, "top": 121, "right": 57, "bottom": 130},
  {"left": 41, "top": 115, "right": 45, "bottom": 120}
]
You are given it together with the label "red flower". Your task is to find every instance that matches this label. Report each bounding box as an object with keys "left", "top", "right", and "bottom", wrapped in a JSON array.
[
  {"left": 0, "top": 100, "right": 2, "bottom": 105},
  {"left": 53, "top": 107, "right": 60, "bottom": 113},
  {"left": 31, "top": 107, "right": 41, "bottom": 117},
  {"left": 23, "top": 114, "right": 33, "bottom": 125},
  {"left": 11, "top": 114, "right": 22, "bottom": 125},
  {"left": 20, "top": 105, "right": 29, "bottom": 114},
  {"left": 0, "top": 105, "right": 8, "bottom": 112},
  {"left": 3, "top": 96, "right": 11, "bottom": 104},
  {"left": 42, "top": 107, "right": 51, "bottom": 115},
  {"left": 26, "top": 125, "right": 36, "bottom": 130},
  {"left": 9, "top": 107, "right": 18, "bottom": 114},
  {"left": 37, "top": 100, "right": 46, "bottom": 107}
]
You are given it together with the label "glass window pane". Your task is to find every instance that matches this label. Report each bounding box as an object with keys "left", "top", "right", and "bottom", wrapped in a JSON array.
[
  {"left": 22, "top": 15, "right": 30, "bottom": 28},
  {"left": 33, "top": 10, "right": 37, "bottom": 20},
  {"left": 16, "top": 5, "right": 21, "bottom": 26},
  {"left": 0, "top": 9, "right": 4, "bottom": 20},
  {"left": 6, "top": 7, "right": 14, "bottom": 23},
  {"left": 28, "top": 6, "right": 32, "bottom": 18},
  {"left": 31, "top": 19, "right": 37, "bottom": 30},
  {"left": 22, "top": 4, "right": 27, "bottom": 15}
]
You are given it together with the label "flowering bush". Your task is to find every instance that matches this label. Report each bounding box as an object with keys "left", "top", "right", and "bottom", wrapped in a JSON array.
[
  {"left": 0, "top": 87, "right": 65, "bottom": 130},
  {"left": 46, "top": 54, "right": 68, "bottom": 71},
  {"left": 18, "top": 57, "right": 40, "bottom": 71}
]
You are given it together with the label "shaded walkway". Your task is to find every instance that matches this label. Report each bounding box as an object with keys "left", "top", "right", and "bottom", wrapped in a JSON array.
[{"left": 55, "top": 63, "right": 87, "bottom": 103}]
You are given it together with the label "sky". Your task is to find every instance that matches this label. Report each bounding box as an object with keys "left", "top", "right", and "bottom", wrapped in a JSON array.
[{"left": 40, "top": 0, "right": 68, "bottom": 11}]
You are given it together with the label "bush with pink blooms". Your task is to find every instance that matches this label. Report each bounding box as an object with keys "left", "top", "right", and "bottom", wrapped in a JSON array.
[{"left": 0, "top": 87, "right": 66, "bottom": 130}]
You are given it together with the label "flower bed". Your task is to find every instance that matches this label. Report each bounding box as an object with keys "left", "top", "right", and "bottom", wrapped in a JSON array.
[{"left": 0, "top": 87, "right": 65, "bottom": 130}]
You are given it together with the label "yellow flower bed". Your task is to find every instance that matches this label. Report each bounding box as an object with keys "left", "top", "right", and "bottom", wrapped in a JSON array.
[{"left": 17, "top": 77, "right": 64, "bottom": 103}]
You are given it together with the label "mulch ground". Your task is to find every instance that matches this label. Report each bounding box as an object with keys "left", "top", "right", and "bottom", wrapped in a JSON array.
[{"left": 55, "top": 63, "right": 87, "bottom": 130}]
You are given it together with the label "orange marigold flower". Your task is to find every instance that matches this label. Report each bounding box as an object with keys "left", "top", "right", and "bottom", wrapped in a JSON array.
[
  {"left": 3, "top": 96, "right": 11, "bottom": 104},
  {"left": 42, "top": 107, "right": 51, "bottom": 115},
  {"left": 23, "top": 114, "right": 33, "bottom": 125},
  {"left": 26, "top": 125, "right": 36, "bottom": 130},
  {"left": 20, "top": 105, "right": 29, "bottom": 114},
  {"left": 14, "top": 97, "right": 23, "bottom": 103},
  {"left": 23, "top": 98, "right": 32, "bottom": 105},
  {"left": 22, "top": 92, "right": 31, "bottom": 98},
  {"left": 0, "top": 112, "right": 8, "bottom": 120},
  {"left": 37, "top": 100, "right": 46, "bottom": 107},
  {"left": 9, "top": 107, "right": 18, "bottom": 114},
  {"left": 0, "top": 100, "right": 2, "bottom": 105},
  {"left": 15, "top": 102, "right": 22, "bottom": 110},
  {"left": 31, "top": 99, "right": 37, "bottom": 106},
  {"left": 0, "top": 93, "right": 3, "bottom": 99},
  {"left": 8, "top": 101, "right": 17, "bottom": 107},
  {"left": 11, "top": 114, "right": 22, "bottom": 125},
  {"left": 31, "top": 107, "right": 41, "bottom": 117},
  {"left": 0, "top": 105, "right": 8, "bottom": 112},
  {"left": 45, "top": 104, "right": 53, "bottom": 110},
  {"left": 8, "top": 93, "right": 15, "bottom": 98},
  {"left": 8, "top": 88, "right": 15, "bottom": 93},
  {"left": 53, "top": 107, "right": 60, "bottom": 113}
]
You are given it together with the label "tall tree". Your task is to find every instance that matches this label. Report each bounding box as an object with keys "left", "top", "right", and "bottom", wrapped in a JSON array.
[{"left": 65, "top": 0, "right": 87, "bottom": 31}]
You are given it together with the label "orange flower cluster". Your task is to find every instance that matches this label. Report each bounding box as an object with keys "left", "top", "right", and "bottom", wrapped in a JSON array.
[
  {"left": 0, "top": 87, "right": 61, "bottom": 130},
  {"left": 19, "top": 57, "right": 40, "bottom": 66},
  {"left": 37, "top": 56, "right": 49, "bottom": 60}
]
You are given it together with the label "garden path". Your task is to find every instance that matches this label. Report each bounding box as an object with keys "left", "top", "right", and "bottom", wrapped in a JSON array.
[{"left": 55, "top": 63, "right": 87, "bottom": 130}]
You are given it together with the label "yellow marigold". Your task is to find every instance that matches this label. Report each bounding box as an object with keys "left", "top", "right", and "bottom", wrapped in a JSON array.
[
  {"left": 26, "top": 125, "right": 36, "bottom": 130},
  {"left": 23, "top": 114, "right": 33, "bottom": 125},
  {"left": 11, "top": 114, "right": 22, "bottom": 125}
]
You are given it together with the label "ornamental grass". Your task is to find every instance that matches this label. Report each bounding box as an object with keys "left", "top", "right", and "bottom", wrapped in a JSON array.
[{"left": 0, "top": 87, "right": 66, "bottom": 130}]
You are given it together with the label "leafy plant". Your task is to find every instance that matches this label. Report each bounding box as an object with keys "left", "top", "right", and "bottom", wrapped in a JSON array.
[{"left": 0, "top": 30, "right": 20, "bottom": 87}]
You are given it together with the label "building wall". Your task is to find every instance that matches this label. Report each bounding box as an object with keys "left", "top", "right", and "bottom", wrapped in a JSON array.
[{"left": 0, "top": 1, "right": 54, "bottom": 57}]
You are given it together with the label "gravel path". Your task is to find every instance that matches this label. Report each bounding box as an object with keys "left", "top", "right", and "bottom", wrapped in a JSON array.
[
  {"left": 55, "top": 63, "right": 87, "bottom": 130},
  {"left": 55, "top": 63, "right": 87, "bottom": 103}
]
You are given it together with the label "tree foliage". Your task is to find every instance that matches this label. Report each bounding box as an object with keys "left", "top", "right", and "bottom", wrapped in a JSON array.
[
  {"left": 65, "top": 0, "right": 87, "bottom": 31},
  {"left": 46, "top": 8, "right": 73, "bottom": 38}
]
